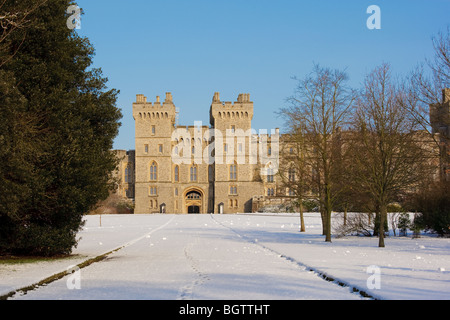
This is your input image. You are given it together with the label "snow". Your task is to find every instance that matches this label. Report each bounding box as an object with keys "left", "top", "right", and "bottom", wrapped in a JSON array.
[{"left": 1, "top": 213, "right": 449, "bottom": 300}]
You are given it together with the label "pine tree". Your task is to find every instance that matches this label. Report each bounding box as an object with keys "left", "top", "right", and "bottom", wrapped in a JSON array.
[{"left": 0, "top": 0, "right": 122, "bottom": 256}]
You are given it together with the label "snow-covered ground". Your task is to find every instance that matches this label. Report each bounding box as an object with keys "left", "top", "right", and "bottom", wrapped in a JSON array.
[{"left": 1, "top": 213, "right": 449, "bottom": 300}]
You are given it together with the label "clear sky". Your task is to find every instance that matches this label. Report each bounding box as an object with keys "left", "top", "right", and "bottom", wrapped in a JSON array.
[{"left": 75, "top": 0, "right": 450, "bottom": 151}]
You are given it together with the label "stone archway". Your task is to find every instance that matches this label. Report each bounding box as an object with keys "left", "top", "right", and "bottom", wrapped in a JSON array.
[{"left": 184, "top": 188, "right": 204, "bottom": 214}]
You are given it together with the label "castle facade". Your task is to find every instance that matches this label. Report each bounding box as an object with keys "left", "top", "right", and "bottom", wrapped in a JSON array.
[
  {"left": 114, "top": 89, "right": 449, "bottom": 214},
  {"left": 124, "top": 92, "right": 280, "bottom": 214}
]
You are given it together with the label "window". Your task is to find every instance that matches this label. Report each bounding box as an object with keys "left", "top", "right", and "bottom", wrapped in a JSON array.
[
  {"left": 268, "top": 147, "right": 272, "bottom": 156},
  {"left": 150, "top": 162, "right": 157, "bottom": 181},
  {"left": 267, "top": 188, "right": 274, "bottom": 196},
  {"left": 159, "top": 144, "right": 163, "bottom": 153},
  {"left": 125, "top": 167, "right": 130, "bottom": 183},
  {"left": 231, "top": 125, "right": 235, "bottom": 133},
  {"left": 190, "top": 166, "right": 197, "bottom": 181},
  {"left": 174, "top": 165, "right": 179, "bottom": 182},
  {"left": 144, "top": 144, "right": 149, "bottom": 153},
  {"left": 229, "top": 164, "right": 237, "bottom": 180},
  {"left": 224, "top": 143, "right": 228, "bottom": 152},
  {"left": 267, "top": 168, "right": 274, "bottom": 182},
  {"left": 229, "top": 186, "right": 237, "bottom": 195},
  {"left": 149, "top": 186, "right": 157, "bottom": 196},
  {"left": 174, "top": 188, "right": 178, "bottom": 196},
  {"left": 288, "top": 168, "right": 296, "bottom": 182},
  {"left": 238, "top": 143, "right": 243, "bottom": 153},
  {"left": 151, "top": 125, "right": 156, "bottom": 135}
]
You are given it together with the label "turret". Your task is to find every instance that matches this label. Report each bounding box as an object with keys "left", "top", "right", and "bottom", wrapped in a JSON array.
[
  {"left": 133, "top": 92, "right": 177, "bottom": 138},
  {"left": 209, "top": 92, "right": 254, "bottom": 130}
]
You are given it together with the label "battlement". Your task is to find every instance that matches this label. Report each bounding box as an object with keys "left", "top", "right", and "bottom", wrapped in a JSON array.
[
  {"left": 134, "top": 92, "right": 174, "bottom": 108},
  {"left": 211, "top": 92, "right": 252, "bottom": 107},
  {"left": 133, "top": 92, "right": 176, "bottom": 122},
  {"left": 210, "top": 92, "right": 254, "bottom": 127}
]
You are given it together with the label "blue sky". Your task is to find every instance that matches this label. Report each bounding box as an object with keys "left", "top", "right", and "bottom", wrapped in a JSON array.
[{"left": 75, "top": 0, "right": 450, "bottom": 151}]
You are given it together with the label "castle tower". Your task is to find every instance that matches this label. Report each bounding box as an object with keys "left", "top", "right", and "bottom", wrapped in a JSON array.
[
  {"left": 209, "top": 92, "right": 263, "bottom": 213},
  {"left": 133, "top": 93, "right": 177, "bottom": 214},
  {"left": 133, "top": 92, "right": 212, "bottom": 214}
]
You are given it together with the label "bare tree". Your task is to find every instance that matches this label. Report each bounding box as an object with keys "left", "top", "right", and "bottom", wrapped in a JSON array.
[
  {"left": 277, "top": 127, "right": 311, "bottom": 232},
  {"left": 280, "top": 64, "right": 356, "bottom": 242},
  {"left": 403, "top": 27, "right": 450, "bottom": 181},
  {"left": 350, "top": 63, "right": 430, "bottom": 247}
]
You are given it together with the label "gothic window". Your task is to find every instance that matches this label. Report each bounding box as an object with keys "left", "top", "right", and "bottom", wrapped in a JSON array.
[
  {"left": 229, "top": 163, "right": 237, "bottom": 180},
  {"left": 150, "top": 161, "right": 157, "bottom": 181}
]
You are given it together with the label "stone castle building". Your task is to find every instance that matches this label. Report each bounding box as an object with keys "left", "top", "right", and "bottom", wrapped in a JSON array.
[
  {"left": 118, "top": 92, "right": 281, "bottom": 214},
  {"left": 113, "top": 89, "right": 450, "bottom": 214}
]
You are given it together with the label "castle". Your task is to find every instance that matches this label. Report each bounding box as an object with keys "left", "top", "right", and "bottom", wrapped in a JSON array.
[
  {"left": 118, "top": 92, "right": 281, "bottom": 214},
  {"left": 114, "top": 89, "right": 449, "bottom": 214}
]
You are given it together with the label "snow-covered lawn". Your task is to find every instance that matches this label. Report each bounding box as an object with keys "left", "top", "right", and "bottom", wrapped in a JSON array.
[{"left": 1, "top": 213, "right": 449, "bottom": 300}]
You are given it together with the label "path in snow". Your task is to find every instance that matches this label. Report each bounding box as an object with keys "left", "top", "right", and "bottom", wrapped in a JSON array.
[
  {"left": 9, "top": 214, "right": 361, "bottom": 300},
  {"left": 5, "top": 213, "right": 450, "bottom": 300}
]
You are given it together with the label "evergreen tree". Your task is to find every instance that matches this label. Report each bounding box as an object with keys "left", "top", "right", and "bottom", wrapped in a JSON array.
[{"left": 0, "top": 0, "right": 122, "bottom": 256}]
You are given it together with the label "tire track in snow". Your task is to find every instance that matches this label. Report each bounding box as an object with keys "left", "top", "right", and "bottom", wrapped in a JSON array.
[{"left": 209, "top": 214, "right": 377, "bottom": 300}]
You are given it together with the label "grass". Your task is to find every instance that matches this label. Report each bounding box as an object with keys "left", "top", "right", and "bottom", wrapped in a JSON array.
[{"left": 0, "top": 254, "right": 80, "bottom": 265}]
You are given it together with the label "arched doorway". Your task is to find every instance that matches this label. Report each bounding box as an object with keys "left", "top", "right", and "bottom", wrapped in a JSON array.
[{"left": 184, "top": 189, "right": 203, "bottom": 214}]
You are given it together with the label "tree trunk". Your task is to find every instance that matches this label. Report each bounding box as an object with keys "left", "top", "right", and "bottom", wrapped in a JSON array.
[
  {"left": 299, "top": 201, "right": 305, "bottom": 232},
  {"left": 320, "top": 206, "right": 327, "bottom": 235},
  {"left": 343, "top": 204, "right": 348, "bottom": 226},
  {"left": 378, "top": 204, "right": 387, "bottom": 247},
  {"left": 325, "top": 208, "right": 332, "bottom": 242}
]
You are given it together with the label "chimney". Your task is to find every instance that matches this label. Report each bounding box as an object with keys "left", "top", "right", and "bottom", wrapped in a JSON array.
[{"left": 136, "top": 94, "right": 147, "bottom": 103}]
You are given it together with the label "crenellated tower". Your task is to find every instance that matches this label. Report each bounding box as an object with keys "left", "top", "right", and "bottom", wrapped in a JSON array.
[
  {"left": 209, "top": 92, "right": 263, "bottom": 213},
  {"left": 133, "top": 93, "right": 177, "bottom": 214}
]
